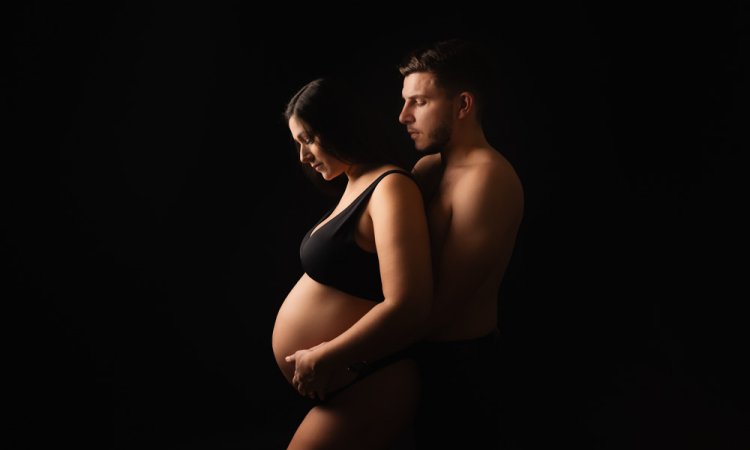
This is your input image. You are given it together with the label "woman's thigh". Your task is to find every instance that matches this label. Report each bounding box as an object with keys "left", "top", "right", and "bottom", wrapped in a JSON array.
[{"left": 288, "top": 359, "right": 420, "bottom": 450}]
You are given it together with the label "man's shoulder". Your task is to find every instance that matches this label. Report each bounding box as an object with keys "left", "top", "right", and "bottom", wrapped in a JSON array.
[
  {"left": 413, "top": 153, "right": 442, "bottom": 173},
  {"left": 412, "top": 154, "right": 443, "bottom": 199},
  {"left": 451, "top": 152, "right": 524, "bottom": 210},
  {"left": 462, "top": 151, "right": 521, "bottom": 188}
]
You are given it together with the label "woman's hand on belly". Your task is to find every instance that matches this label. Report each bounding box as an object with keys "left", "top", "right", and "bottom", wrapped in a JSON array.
[
  {"left": 272, "top": 274, "right": 376, "bottom": 387},
  {"left": 286, "top": 342, "right": 330, "bottom": 400},
  {"left": 286, "top": 341, "right": 357, "bottom": 400}
]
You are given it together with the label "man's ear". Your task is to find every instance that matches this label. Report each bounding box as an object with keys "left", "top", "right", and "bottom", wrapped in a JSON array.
[{"left": 457, "top": 92, "right": 474, "bottom": 119}]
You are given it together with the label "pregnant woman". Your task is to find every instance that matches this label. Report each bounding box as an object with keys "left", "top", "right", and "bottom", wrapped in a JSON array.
[{"left": 271, "top": 77, "right": 432, "bottom": 450}]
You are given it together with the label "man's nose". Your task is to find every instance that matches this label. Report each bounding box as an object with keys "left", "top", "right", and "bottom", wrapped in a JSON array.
[{"left": 398, "top": 106, "right": 413, "bottom": 125}]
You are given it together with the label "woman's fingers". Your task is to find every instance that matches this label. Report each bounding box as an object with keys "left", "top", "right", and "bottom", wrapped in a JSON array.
[{"left": 293, "top": 370, "right": 316, "bottom": 398}]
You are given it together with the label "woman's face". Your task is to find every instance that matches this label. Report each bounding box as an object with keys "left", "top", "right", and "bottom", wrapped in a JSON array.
[{"left": 288, "top": 115, "right": 347, "bottom": 181}]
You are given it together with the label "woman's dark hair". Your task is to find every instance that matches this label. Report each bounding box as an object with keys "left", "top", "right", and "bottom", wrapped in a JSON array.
[{"left": 284, "top": 77, "right": 405, "bottom": 166}]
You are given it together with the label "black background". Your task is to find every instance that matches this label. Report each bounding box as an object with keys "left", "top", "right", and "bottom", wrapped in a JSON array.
[{"left": 7, "top": 2, "right": 748, "bottom": 449}]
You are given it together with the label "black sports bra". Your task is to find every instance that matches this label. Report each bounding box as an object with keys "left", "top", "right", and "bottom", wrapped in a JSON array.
[{"left": 299, "top": 169, "right": 415, "bottom": 302}]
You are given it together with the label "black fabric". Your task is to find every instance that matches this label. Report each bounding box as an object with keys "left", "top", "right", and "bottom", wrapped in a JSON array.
[
  {"left": 319, "top": 348, "right": 415, "bottom": 402},
  {"left": 299, "top": 169, "right": 415, "bottom": 302},
  {"left": 412, "top": 330, "right": 507, "bottom": 449}
]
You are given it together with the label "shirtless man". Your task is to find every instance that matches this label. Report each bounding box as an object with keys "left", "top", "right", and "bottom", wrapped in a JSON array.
[{"left": 398, "top": 38, "right": 525, "bottom": 449}]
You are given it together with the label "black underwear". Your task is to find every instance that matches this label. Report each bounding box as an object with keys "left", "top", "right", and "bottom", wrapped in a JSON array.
[{"left": 317, "top": 349, "right": 414, "bottom": 403}]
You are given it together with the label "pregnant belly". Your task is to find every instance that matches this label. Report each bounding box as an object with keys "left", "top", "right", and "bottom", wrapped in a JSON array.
[{"left": 272, "top": 274, "right": 376, "bottom": 384}]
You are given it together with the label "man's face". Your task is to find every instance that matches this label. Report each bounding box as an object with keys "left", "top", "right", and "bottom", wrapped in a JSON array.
[{"left": 399, "top": 72, "right": 455, "bottom": 154}]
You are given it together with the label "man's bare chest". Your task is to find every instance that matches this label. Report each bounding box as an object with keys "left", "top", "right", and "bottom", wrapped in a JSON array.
[{"left": 426, "top": 185, "right": 453, "bottom": 250}]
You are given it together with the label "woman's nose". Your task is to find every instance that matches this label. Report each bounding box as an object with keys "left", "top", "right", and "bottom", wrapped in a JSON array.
[{"left": 299, "top": 147, "right": 312, "bottom": 164}]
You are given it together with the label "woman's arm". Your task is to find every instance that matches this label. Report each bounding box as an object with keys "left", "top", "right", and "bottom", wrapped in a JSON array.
[{"left": 287, "top": 173, "right": 433, "bottom": 399}]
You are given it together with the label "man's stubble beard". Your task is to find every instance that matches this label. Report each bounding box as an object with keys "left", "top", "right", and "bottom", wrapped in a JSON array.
[{"left": 418, "top": 118, "right": 452, "bottom": 155}]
